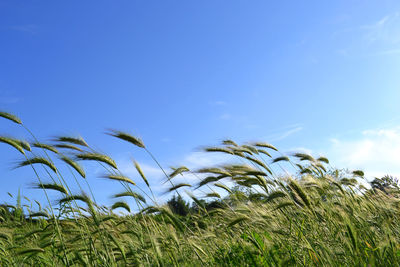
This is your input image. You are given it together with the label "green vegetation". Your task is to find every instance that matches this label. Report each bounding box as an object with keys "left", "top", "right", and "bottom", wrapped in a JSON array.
[{"left": 1, "top": 111, "right": 400, "bottom": 266}]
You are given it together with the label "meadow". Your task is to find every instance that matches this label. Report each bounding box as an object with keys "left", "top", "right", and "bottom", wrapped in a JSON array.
[{"left": 1, "top": 111, "right": 400, "bottom": 266}]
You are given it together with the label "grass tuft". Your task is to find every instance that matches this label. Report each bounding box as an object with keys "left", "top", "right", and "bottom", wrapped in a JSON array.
[{"left": 1, "top": 120, "right": 400, "bottom": 266}]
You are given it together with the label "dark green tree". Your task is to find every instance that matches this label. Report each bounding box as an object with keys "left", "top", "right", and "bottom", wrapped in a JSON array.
[
  {"left": 371, "top": 175, "right": 399, "bottom": 195},
  {"left": 167, "top": 194, "right": 190, "bottom": 216}
]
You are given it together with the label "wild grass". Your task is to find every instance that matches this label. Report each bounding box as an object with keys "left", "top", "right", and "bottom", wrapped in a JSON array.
[{"left": 0, "top": 111, "right": 400, "bottom": 266}]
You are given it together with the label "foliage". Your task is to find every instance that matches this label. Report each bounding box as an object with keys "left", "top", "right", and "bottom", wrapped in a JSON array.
[
  {"left": 167, "top": 195, "right": 190, "bottom": 216},
  {"left": 371, "top": 175, "right": 399, "bottom": 195}
]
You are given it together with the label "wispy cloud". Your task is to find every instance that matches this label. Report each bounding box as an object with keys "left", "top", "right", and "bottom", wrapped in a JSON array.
[
  {"left": 276, "top": 126, "right": 303, "bottom": 141},
  {"left": 117, "top": 159, "right": 170, "bottom": 199},
  {"left": 183, "top": 151, "right": 232, "bottom": 170},
  {"left": 263, "top": 124, "right": 303, "bottom": 142},
  {"left": 377, "top": 48, "right": 400, "bottom": 55},
  {"left": 218, "top": 113, "right": 231, "bottom": 120},
  {"left": 209, "top": 100, "right": 231, "bottom": 120},
  {"left": 328, "top": 126, "right": 400, "bottom": 180},
  {"left": 161, "top": 137, "right": 171, "bottom": 143},
  {"left": 172, "top": 151, "right": 238, "bottom": 199},
  {"left": 10, "top": 24, "right": 38, "bottom": 34},
  {"left": 0, "top": 90, "right": 20, "bottom": 104},
  {"left": 0, "top": 96, "right": 19, "bottom": 104},
  {"left": 210, "top": 100, "right": 227, "bottom": 106},
  {"left": 362, "top": 12, "right": 400, "bottom": 46},
  {"left": 284, "top": 147, "right": 313, "bottom": 155},
  {"left": 332, "top": 12, "right": 400, "bottom": 57},
  {"left": 118, "top": 160, "right": 165, "bottom": 182}
]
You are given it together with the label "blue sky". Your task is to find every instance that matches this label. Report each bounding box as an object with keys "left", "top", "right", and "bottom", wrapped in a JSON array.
[{"left": 1, "top": 1, "right": 400, "bottom": 208}]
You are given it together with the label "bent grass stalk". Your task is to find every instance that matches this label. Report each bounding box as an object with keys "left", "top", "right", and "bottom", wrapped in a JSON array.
[
  {"left": 2, "top": 112, "right": 400, "bottom": 265},
  {"left": 20, "top": 125, "right": 103, "bottom": 263}
]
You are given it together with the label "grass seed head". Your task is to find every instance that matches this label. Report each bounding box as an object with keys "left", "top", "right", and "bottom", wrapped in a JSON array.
[
  {"left": 76, "top": 153, "right": 117, "bottom": 169},
  {"left": 253, "top": 142, "right": 278, "bottom": 151},
  {"left": 0, "top": 111, "right": 22, "bottom": 124},
  {"left": 169, "top": 166, "right": 190, "bottom": 179},
  {"left": 53, "top": 136, "right": 88, "bottom": 147},
  {"left": 107, "top": 129, "right": 145, "bottom": 148},
  {"left": 32, "top": 142, "right": 59, "bottom": 154},
  {"left": 111, "top": 201, "right": 131, "bottom": 213},
  {"left": 104, "top": 175, "right": 136, "bottom": 186},
  {"left": 17, "top": 157, "right": 57, "bottom": 173},
  {"left": 34, "top": 183, "right": 68, "bottom": 195},
  {"left": 168, "top": 183, "right": 191, "bottom": 192},
  {"left": 54, "top": 143, "right": 84, "bottom": 152},
  {"left": 113, "top": 191, "right": 146, "bottom": 203},
  {"left": 134, "top": 161, "right": 149, "bottom": 187},
  {"left": 0, "top": 136, "right": 25, "bottom": 154},
  {"left": 60, "top": 156, "right": 86, "bottom": 178},
  {"left": 272, "top": 156, "right": 290, "bottom": 163}
]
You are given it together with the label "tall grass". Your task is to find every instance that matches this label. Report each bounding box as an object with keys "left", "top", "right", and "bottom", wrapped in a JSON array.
[{"left": 0, "top": 111, "right": 400, "bottom": 266}]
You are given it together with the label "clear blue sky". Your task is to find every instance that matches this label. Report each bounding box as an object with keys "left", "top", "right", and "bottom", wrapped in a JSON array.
[{"left": 1, "top": 1, "right": 400, "bottom": 207}]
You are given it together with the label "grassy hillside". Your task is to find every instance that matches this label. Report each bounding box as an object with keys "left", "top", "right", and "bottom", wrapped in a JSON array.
[{"left": 1, "top": 111, "right": 400, "bottom": 266}]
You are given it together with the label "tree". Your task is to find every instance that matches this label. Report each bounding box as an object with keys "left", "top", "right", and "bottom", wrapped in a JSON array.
[
  {"left": 370, "top": 175, "right": 399, "bottom": 195},
  {"left": 167, "top": 195, "right": 190, "bottom": 216}
]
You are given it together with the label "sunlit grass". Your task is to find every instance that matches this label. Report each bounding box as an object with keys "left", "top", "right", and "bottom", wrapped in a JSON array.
[{"left": 1, "top": 111, "right": 400, "bottom": 266}]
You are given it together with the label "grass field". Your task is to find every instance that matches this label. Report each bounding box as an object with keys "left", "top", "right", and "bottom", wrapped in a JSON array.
[{"left": 1, "top": 111, "right": 400, "bottom": 266}]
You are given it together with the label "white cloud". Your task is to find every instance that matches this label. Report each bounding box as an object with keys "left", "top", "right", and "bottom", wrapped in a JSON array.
[
  {"left": 362, "top": 13, "right": 400, "bottom": 45},
  {"left": 218, "top": 113, "right": 231, "bottom": 120},
  {"left": 378, "top": 48, "right": 400, "bottom": 55},
  {"left": 176, "top": 151, "right": 240, "bottom": 199},
  {"left": 332, "top": 13, "right": 400, "bottom": 57},
  {"left": 209, "top": 100, "right": 231, "bottom": 120},
  {"left": 284, "top": 147, "right": 313, "bottom": 155},
  {"left": 277, "top": 126, "right": 303, "bottom": 141},
  {"left": 212, "top": 100, "right": 227, "bottom": 106},
  {"left": 0, "top": 90, "right": 19, "bottom": 104},
  {"left": 161, "top": 137, "right": 171, "bottom": 143},
  {"left": 118, "top": 159, "right": 169, "bottom": 195},
  {"left": 115, "top": 151, "right": 232, "bottom": 198},
  {"left": 263, "top": 124, "right": 303, "bottom": 142},
  {"left": 117, "top": 159, "right": 165, "bottom": 184},
  {"left": 116, "top": 159, "right": 171, "bottom": 202},
  {"left": 0, "top": 97, "right": 19, "bottom": 104},
  {"left": 183, "top": 151, "right": 232, "bottom": 170},
  {"left": 328, "top": 126, "right": 400, "bottom": 180},
  {"left": 10, "top": 24, "right": 38, "bottom": 34}
]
